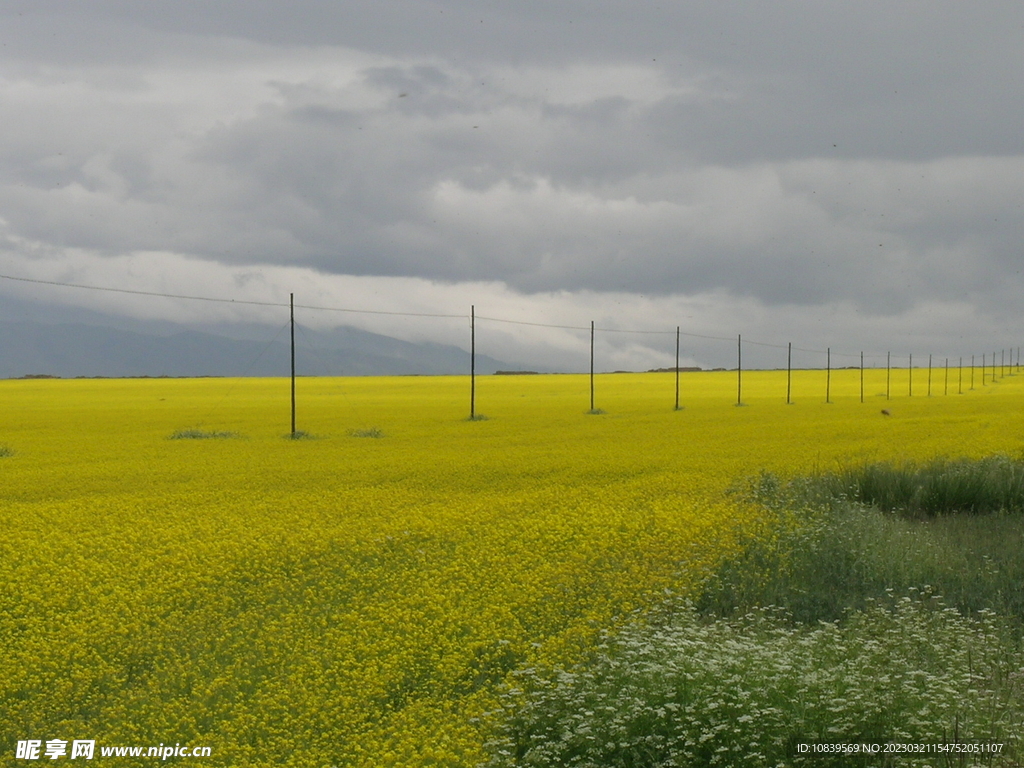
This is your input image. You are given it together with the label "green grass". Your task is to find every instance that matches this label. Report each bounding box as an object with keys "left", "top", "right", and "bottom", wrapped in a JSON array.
[
  {"left": 698, "top": 460, "right": 1024, "bottom": 625},
  {"left": 0, "top": 445, "right": 13, "bottom": 457},
  {"left": 700, "top": 497, "right": 1024, "bottom": 628},
  {"left": 815, "top": 455, "right": 1024, "bottom": 517},
  {"left": 349, "top": 427, "right": 385, "bottom": 438},
  {"left": 168, "top": 428, "right": 240, "bottom": 440},
  {"left": 487, "top": 457, "right": 1024, "bottom": 767}
]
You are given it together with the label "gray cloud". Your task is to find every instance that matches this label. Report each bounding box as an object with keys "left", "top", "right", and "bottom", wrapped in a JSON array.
[{"left": 1, "top": 0, "right": 1023, "bottom": 367}]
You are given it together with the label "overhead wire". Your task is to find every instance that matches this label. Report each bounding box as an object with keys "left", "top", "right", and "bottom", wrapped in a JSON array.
[
  {"left": 0, "top": 271, "right": 994, "bottom": 365},
  {"left": 0, "top": 273, "right": 465, "bottom": 319}
]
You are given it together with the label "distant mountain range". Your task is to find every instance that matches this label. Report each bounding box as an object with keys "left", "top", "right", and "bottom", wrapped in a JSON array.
[{"left": 0, "top": 320, "right": 519, "bottom": 378}]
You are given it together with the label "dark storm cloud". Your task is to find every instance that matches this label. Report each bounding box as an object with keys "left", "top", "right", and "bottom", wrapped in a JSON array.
[
  {"left": 5, "top": 1, "right": 1024, "bottom": 164},
  {"left": 1, "top": 0, "right": 1024, "bottom": 368}
]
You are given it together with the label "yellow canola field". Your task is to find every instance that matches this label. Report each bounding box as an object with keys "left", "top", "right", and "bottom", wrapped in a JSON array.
[{"left": 2, "top": 367, "right": 1023, "bottom": 767}]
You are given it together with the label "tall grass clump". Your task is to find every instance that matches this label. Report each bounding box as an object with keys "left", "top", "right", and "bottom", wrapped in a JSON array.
[
  {"left": 699, "top": 461, "right": 1024, "bottom": 624},
  {"left": 0, "top": 444, "right": 13, "bottom": 457},
  {"left": 486, "top": 594, "right": 1023, "bottom": 767},
  {"left": 169, "top": 428, "right": 239, "bottom": 440},
  {"left": 819, "top": 455, "right": 1024, "bottom": 517}
]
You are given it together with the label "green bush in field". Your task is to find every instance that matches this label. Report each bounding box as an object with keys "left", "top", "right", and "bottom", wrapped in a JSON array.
[{"left": 486, "top": 594, "right": 1023, "bottom": 768}]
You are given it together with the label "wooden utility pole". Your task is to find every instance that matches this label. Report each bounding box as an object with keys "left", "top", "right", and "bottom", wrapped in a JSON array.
[
  {"left": 590, "top": 321, "right": 595, "bottom": 412},
  {"left": 290, "top": 293, "right": 296, "bottom": 437},
  {"left": 860, "top": 351, "right": 864, "bottom": 404},
  {"left": 825, "top": 347, "right": 831, "bottom": 403},
  {"left": 886, "top": 351, "right": 891, "bottom": 400},
  {"left": 787, "top": 342, "right": 792, "bottom": 405},
  {"left": 470, "top": 305, "right": 476, "bottom": 419},
  {"left": 736, "top": 334, "right": 742, "bottom": 406},
  {"left": 674, "top": 326, "right": 680, "bottom": 410}
]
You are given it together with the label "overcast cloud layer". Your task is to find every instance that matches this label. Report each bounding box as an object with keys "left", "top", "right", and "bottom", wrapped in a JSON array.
[{"left": 1, "top": 1, "right": 1022, "bottom": 371}]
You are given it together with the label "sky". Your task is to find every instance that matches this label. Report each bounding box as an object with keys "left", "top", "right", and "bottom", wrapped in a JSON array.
[{"left": 1, "top": 1, "right": 1022, "bottom": 372}]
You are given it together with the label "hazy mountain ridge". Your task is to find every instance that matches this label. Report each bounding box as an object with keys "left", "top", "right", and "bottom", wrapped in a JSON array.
[{"left": 0, "top": 320, "right": 518, "bottom": 378}]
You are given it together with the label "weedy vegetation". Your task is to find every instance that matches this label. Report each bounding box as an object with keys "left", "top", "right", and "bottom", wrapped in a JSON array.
[
  {"left": 815, "top": 455, "right": 1024, "bottom": 517},
  {"left": 491, "top": 457, "right": 1024, "bottom": 767},
  {"left": 701, "top": 460, "right": 1024, "bottom": 624},
  {"left": 486, "top": 595, "right": 1021, "bottom": 767},
  {"left": 169, "top": 428, "right": 240, "bottom": 439},
  {"left": 284, "top": 429, "right": 318, "bottom": 439}
]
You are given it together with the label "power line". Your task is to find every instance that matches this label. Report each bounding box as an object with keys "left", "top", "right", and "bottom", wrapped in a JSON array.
[
  {"left": 0, "top": 271, "right": 999, "bottom": 363},
  {"left": 1, "top": 272, "right": 285, "bottom": 307},
  {"left": 0, "top": 273, "right": 465, "bottom": 319},
  {"left": 0, "top": 272, "right": 725, "bottom": 337}
]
